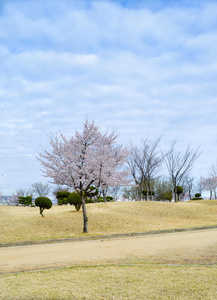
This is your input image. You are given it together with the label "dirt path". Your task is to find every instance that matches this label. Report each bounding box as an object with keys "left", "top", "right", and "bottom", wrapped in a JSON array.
[{"left": 1, "top": 229, "right": 217, "bottom": 274}]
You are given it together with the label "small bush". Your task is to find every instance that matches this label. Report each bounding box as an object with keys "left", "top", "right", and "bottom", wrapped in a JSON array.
[
  {"left": 163, "top": 190, "right": 173, "bottom": 201},
  {"left": 176, "top": 186, "right": 183, "bottom": 201},
  {"left": 97, "top": 196, "right": 114, "bottom": 202},
  {"left": 68, "top": 192, "right": 82, "bottom": 211},
  {"left": 18, "top": 196, "right": 33, "bottom": 206},
  {"left": 35, "top": 197, "right": 52, "bottom": 217},
  {"left": 142, "top": 190, "right": 155, "bottom": 197},
  {"left": 97, "top": 196, "right": 105, "bottom": 202},
  {"left": 191, "top": 197, "right": 204, "bottom": 200},
  {"left": 106, "top": 196, "right": 114, "bottom": 202},
  {"left": 86, "top": 198, "right": 94, "bottom": 203},
  {"left": 191, "top": 193, "right": 203, "bottom": 200},
  {"left": 56, "top": 191, "right": 70, "bottom": 205},
  {"left": 195, "top": 193, "right": 201, "bottom": 198}
]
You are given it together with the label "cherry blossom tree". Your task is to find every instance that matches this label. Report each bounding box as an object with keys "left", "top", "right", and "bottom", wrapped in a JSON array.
[{"left": 37, "top": 119, "right": 129, "bottom": 232}]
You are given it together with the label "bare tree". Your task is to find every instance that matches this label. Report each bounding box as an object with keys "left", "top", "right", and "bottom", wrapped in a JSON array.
[
  {"left": 31, "top": 182, "right": 51, "bottom": 197},
  {"left": 193, "top": 179, "right": 203, "bottom": 196},
  {"left": 122, "top": 186, "right": 137, "bottom": 201},
  {"left": 183, "top": 175, "right": 195, "bottom": 200},
  {"left": 128, "top": 138, "right": 163, "bottom": 200},
  {"left": 108, "top": 185, "right": 121, "bottom": 201},
  {"left": 209, "top": 164, "right": 217, "bottom": 199},
  {"left": 12, "top": 188, "right": 32, "bottom": 206},
  {"left": 199, "top": 176, "right": 217, "bottom": 200},
  {"left": 164, "top": 142, "right": 201, "bottom": 202}
]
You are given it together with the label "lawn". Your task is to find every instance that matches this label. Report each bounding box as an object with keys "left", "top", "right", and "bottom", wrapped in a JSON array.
[
  {"left": 1, "top": 200, "right": 217, "bottom": 244},
  {"left": 1, "top": 200, "right": 217, "bottom": 300},
  {"left": 1, "top": 263, "right": 216, "bottom": 300}
]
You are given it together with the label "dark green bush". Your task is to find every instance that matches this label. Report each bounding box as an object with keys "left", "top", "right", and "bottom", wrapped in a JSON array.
[
  {"left": 96, "top": 196, "right": 113, "bottom": 202},
  {"left": 195, "top": 193, "right": 201, "bottom": 198},
  {"left": 68, "top": 192, "right": 82, "bottom": 211},
  {"left": 106, "top": 196, "right": 114, "bottom": 202},
  {"left": 176, "top": 186, "right": 183, "bottom": 201},
  {"left": 191, "top": 193, "right": 203, "bottom": 200},
  {"left": 164, "top": 190, "right": 173, "bottom": 201},
  {"left": 86, "top": 198, "right": 94, "bottom": 203},
  {"left": 35, "top": 197, "right": 52, "bottom": 217},
  {"left": 142, "top": 190, "right": 155, "bottom": 197},
  {"left": 18, "top": 196, "right": 33, "bottom": 206},
  {"left": 97, "top": 196, "right": 105, "bottom": 202},
  {"left": 56, "top": 191, "right": 70, "bottom": 205}
]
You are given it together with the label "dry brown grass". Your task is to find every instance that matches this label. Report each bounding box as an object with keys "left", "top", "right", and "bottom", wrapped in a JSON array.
[
  {"left": 0, "top": 263, "right": 217, "bottom": 299},
  {"left": 1, "top": 200, "right": 217, "bottom": 244}
]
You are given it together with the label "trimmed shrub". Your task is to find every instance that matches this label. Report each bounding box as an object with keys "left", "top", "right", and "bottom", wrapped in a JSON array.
[
  {"left": 191, "top": 193, "right": 203, "bottom": 200},
  {"left": 18, "top": 196, "right": 33, "bottom": 206},
  {"left": 56, "top": 191, "right": 70, "bottom": 205},
  {"left": 97, "top": 196, "right": 105, "bottom": 202},
  {"left": 106, "top": 196, "right": 114, "bottom": 202},
  {"left": 68, "top": 192, "right": 82, "bottom": 211},
  {"left": 35, "top": 197, "right": 52, "bottom": 217},
  {"left": 86, "top": 198, "right": 94, "bottom": 203},
  {"left": 142, "top": 190, "right": 155, "bottom": 197},
  {"left": 96, "top": 196, "right": 113, "bottom": 202},
  {"left": 164, "top": 190, "right": 173, "bottom": 201},
  {"left": 195, "top": 193, "right": 201, "bottom": 198},
  {"left": 176, "top": 186, "right": 183, "bottom": 201}
]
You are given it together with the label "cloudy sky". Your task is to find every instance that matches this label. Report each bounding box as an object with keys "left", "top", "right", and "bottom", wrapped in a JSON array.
[{"left": 1, "top": 0, "right": 217, "bottom": 196}]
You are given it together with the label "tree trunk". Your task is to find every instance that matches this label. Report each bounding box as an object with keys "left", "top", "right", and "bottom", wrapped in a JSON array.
[
  {"left": 188, "top": 189, "right": 191, "bottom": 200},
  {"left": 174, "top": 186, "right": 177, "bottom": 202},
  {"left": 81, "top": 193, "right": 88, "bottom": 233},
  {"left": 210, "top": 190, "right": 212, "bottom": 200},
  {"left": 102, "top": 190, "right": 107, "bottom": 202},
  {"left": 145, "top": 183, "right": 148, "bottom": 201},
  {"left": 40, "top": 207, "right": 44, "bottom": 217},
  {"left": 151, "top": 191, "right": 153, "bottom": 201}
]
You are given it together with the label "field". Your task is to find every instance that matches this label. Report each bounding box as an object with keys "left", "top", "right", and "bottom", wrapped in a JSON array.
[
  {"left": 1, "top": 200, "right": 217, "bottom": 244},
  {"left": 1, "top": 263, "right": 217, "bottom": 300},
  {"left": 1, "top": 200, "right": 217, "bottom": 299}
]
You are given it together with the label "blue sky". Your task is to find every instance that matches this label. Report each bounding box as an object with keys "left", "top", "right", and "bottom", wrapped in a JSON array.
[{"left": 1, "top": 0, "right": 217, "bottom": 196}]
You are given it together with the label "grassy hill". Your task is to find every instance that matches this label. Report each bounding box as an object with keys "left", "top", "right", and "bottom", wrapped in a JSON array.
[{"left": 1, "top": 200, "right": 217, "bottom": 244}]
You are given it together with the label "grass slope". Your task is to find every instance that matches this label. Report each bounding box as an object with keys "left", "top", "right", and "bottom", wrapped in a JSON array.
[{"left": 1, "top": 200, "right": 217, "bottom": 244}]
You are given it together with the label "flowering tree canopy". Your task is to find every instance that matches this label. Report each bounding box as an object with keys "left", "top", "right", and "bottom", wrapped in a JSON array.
[{"left": 37, "top": 119, "right": 129, "bottom": 232}]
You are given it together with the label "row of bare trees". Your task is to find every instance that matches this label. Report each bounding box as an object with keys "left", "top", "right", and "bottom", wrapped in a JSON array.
[
  {"left": 127, "top": 138, "right": 201, "bottom": 202},
  {"left": 12, "top": 182, "right": 51, "bottom": 205}
]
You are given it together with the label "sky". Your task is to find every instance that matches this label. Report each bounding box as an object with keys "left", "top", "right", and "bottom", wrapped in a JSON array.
[{"left": 1, "top": 0, "right": 217, "bottom": 196}]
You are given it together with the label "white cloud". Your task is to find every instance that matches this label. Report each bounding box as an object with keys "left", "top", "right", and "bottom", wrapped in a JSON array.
[{"left": 0, "top": 0, "right": 217, "bottom": 195}]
